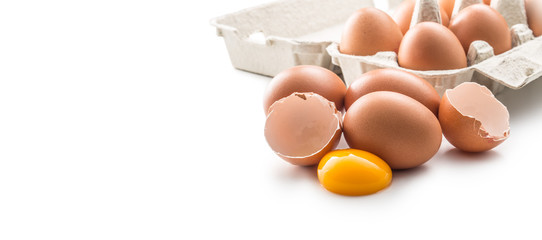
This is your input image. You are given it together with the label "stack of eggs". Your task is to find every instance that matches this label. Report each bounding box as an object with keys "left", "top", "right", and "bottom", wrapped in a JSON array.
[{"left": 262, "top": 0, "right": 534, "bottom": 196}]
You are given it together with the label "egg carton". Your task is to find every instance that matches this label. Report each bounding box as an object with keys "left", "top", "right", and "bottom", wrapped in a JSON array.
[
  {"left": 210, "top": 0, "right": 376, "bottom": 77},
  {"left": 329, "top": 0, "right": 542, "bottom": 95},
  {"left": 328, "top": 35, "right": 542, "bottom": 95},
  {"left": 212, "top": 0, "right": 542, "bottom": 95}
]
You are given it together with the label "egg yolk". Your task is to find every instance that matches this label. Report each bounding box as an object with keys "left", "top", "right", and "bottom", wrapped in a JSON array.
[{"left": 317, "top": 149, "right": 392, "bottom": 196}]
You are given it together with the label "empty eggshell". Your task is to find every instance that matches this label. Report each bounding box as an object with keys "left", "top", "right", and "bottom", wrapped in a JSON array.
[
  {"left": 344, "top": 91, "right": 442, "bottom": 170},
  {"left": 439, "top": 82, "right": 510, "bottom": 152},
  {"left": 264, "top": 92, "right": 342, "bottom": 166},
  {"left": 263, "top": 65, "right": 346, "bottom": 114},
  {"left": 448, "top": 4, "right": 512, "bottom": 55},
  {"left": 344, "top": 68, "right": 440, "bottom": 116}
]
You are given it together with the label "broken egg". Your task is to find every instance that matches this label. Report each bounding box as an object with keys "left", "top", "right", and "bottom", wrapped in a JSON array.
[
  {"left": 344, "top": 68, "right": 440, "bottom": 116},
  {"left": 448, "top": 4, "right": 511, "bottom": 55},
  {"left": 263, "top": 65, "right": 346, "bottom": 113},
  {"left": 398, "top": 22, "right": 467, "bottom": 70},
  {"left": 340, "top": 7, "right": 403, "bottom": 56},
  {"left": 344, "top": 91, "right": 442, "bottom": 169},
  {"left": 439, "top": 82, "right": 510, "bottom": 152},
  {"left": 318, "top": 149, "right": 392, "bottom": 196},
  {"left": 264, "top": 92, "right": 342, "bottom": 166}
]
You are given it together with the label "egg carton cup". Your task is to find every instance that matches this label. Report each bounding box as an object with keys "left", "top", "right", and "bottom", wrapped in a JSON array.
[
  {"left": 328, "top": 34, "right": 542, "bottom": 95},
  {"left": 212, "top": 0, "right": 542, "bottom": 95},
  {"left": 211, "top": 0, "right": 375, "bottom": 77}
]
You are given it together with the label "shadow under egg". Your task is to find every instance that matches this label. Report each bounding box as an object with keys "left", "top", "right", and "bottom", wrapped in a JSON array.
[
  {"left": 391, "top": 164, "right": 430, "bottom": 182},
  {"left": 279, "top": 164, "right": 319, "bottom": 182},
  {"left": 442, "top": 148, "right": 501, "bottom": 163}
]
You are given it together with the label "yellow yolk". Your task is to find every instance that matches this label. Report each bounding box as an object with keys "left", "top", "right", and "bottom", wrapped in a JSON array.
[{"left": 317, "top": 149, "right": 392, "bottom": 196}]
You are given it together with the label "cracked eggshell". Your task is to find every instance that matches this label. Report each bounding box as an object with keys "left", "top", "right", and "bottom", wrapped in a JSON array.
[
  {"left": 344, "top": 91, "right": 442, "bottom": 170},
  {"left": 344, "top": 68, "right": 440, "bottom": 116},
  {"left": 263, "top": 65, "right": 346, "bottom": 114},
  {"left": 439, "top": 82, "right": 510, "bottom": 152},
  {"left": 264, "top": 92, "right": 342, "bottom": 166}
]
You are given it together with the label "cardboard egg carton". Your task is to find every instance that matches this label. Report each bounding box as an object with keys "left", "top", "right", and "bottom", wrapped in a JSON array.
[
  {"left": 212, "top": 0, "right": 542, "bottom": 95},
  {"left": 211, "top": 0, "right": 372, "bottom": 77}
]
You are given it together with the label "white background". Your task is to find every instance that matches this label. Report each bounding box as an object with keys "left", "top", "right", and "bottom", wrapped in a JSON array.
[{"left": 0, "top": 0, "right": 541, "bottom": 239}]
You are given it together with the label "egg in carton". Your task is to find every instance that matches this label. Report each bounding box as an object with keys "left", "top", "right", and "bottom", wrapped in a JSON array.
[
  {"left": 211, "top": 0, "right": 372, "bottom": 77},
  {"left": 328, "top": 0, "right": 542, "bottom": 95},
  {"left": 212, "top": 0, "right": 542, "bottom": 95}
]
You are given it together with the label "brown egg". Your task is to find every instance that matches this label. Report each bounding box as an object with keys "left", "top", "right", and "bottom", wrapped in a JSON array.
[
  {"left": 340, "top": 7, "right": 403, "bottom": 56},
  {"left": 484, "top": 0, "right": 491, "bottom": 5},
  {"left": 343, "top": 91, "right": 442, "bottom": 170},
  {"left": 398, "top": 22, "right": 467, "bottom": 70},
  {"left": 449, "top": 4, "right": 511, "bottom": 55},
  {"left": 264, "top": 92, "right": 342, "bottom": 166},
  {"left": 344, "top": 69, "right": 440, "bottom": 116},
  {"left": 526, "top": 0, "right": 542, "bottom": 37},
  {"left": 439, "top": 82, "right": 510, "bottom": 152},
  {"left": 263, "top": 65, "right": 346, "bottom": 114},
  {"left": 393, "top": 0, "right": 450, "bottom": 35},
  {"left": 439, "top": 0, "right": 455, "bottom": 18}
]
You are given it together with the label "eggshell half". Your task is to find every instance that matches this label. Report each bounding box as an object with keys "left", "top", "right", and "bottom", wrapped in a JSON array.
[
  {"left": 263, "top": 65, "right": 346, "bottom": 114},
  {"left": 344, "top": 68, "right": 440, "bottom": 116},
  {"left": 344, "top": 91, "right": 442, "bottom": 170},
  {"left": 439, "top": 82, "right": 510, "bottom": 152},
  {"left": 264, "top": 92, "right": 342, "bottom": 166}
]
